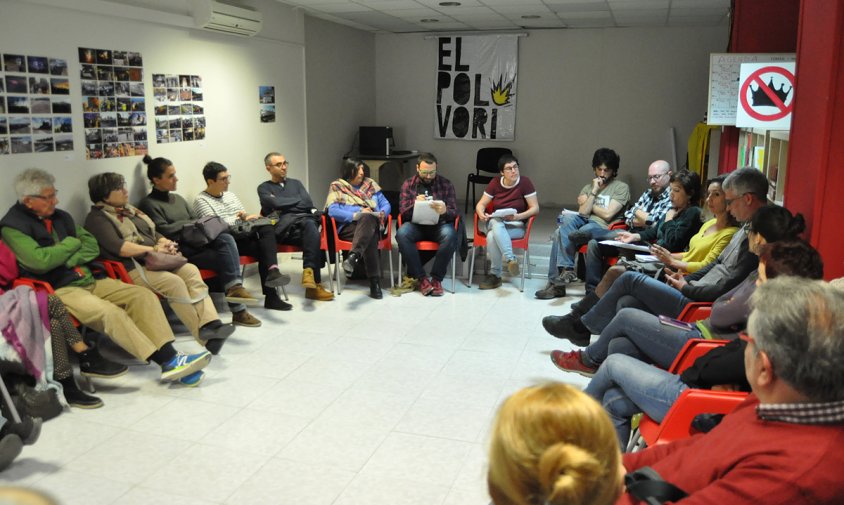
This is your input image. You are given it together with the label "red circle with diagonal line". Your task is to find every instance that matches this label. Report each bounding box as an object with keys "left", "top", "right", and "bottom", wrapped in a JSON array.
[{"left": 739, "top": 66, "right": 794, "bottom": 121}]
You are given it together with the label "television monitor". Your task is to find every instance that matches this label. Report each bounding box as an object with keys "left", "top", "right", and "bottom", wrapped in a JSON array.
[{"left": 359, "top": 126, "right": 393, "bottom": 156}]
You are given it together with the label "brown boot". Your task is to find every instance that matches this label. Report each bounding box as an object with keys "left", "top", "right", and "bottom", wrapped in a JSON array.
[
  {"left": 305, "top": 285, "right": 334, "bottom": 301},
  {"left": 225, "top": 284, "right": 260, "bottom": 306},
  {"left": 301, "top": 267, "right": 317, "bottom": 289},
  {"left": 232, "top": 309, "right": 262, "bottom": 327}
]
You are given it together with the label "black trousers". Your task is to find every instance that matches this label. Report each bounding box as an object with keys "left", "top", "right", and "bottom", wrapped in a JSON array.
[
  {"left": 338, "top": 213, "right": 380, "bottom": 278},
  {"left": 235, "top": 224, "right": 278, "bottom": 296},
  {"left": 278, "top": 218, "right": 323, "bottom": 282}
]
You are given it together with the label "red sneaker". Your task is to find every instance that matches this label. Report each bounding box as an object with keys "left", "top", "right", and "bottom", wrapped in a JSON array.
[
  {"left": 419, "top": 277, "right": 434, "bottom": 296},
  {"left": 430, "top": 278, "right": 444, "bottom": 296},
  {"left": 550, "top": 350, "right": 597, "bottom": 377}
]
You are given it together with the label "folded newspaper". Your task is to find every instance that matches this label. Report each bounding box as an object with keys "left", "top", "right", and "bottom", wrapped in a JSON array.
[{"left": 599, "top": 240, "right": 651, "bottom": 253}]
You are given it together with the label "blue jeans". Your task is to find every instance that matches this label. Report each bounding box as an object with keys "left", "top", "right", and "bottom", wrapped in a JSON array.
[
  {"left": 584, "top": 230, "right": 623, "bottom": 292},
  {"left": 547, "top": 214, "right": 604, "bottom": 279},
  {"left": 396, "top": 221, "right": 458, "bottom": 281},
  {"left": 585, "top": 353, "right": 688, "bottom": 447},
  {"left": 581, "top": 307, "right": 701, "bottom": 368},
  {"left": 485, "top": 218, "right": 525, "bottom": 276},
  {"left": 580, "top": 271, "right": 691, "bottom": 334},
  {"left": 185, "top": 232, "right": 245, "bottom": 312}
]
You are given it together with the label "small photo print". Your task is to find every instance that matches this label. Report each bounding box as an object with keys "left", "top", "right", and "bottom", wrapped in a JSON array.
[
  {"left": 153, "top": 88, "right": 166, "bottom": 102},
  {"left": 96, "top": 49, "right": 112, "bottom": 65},
  {"left": 100, "top": 112, "right": 117, "bottom": 128},
  {"left": 179, "top": 75, "right": 191, "bottom": 88},
  {"left": 114, "top": 82, "right": 130, "bottom": 96},
  {"left": 260, "top": 105, "right": 276, "bottom": 123},
  {"left": 27, "top": 56, "right": 48, "bottom": 74},
  {"left": 128, "top": 52, "right": 142, "bottom": 66},
  {"left": 259, "top": 86, "right": 275, "bottom": 104},
  {"left": 133, "top": 127, "right": 147, "bottom": 142},
  {"left": 100, "top": 97, "right": 116, "bottom": 112},
  {"left": 183, "top": 128, "right": 194, "bottom": 141},
  {"left": 152, "top": 74, "right": 166, "bottom": 87},
  {"left": 130, "top": 97, "right": 145, "bottom": 111},
  {"left": 11, "top": 136, "right": 32, "bottom": 154},
  {"left": 5, "top": 76, "right": 28, "bottom": 94},
  {"left": 3, "top": 54, "right": 25, "bottom": 72},
  {"left": 134, "top": 142, "right": 148, "bottom": 156},
  {"left": 53, "top": 117, "right": 72, "bottom": 133},
  {"left": 78, "top": 48, "right": 96, "bottom": 64},
  {"left": 80, "top": 64, "right": 96, "bottom": 80},
  {"left": 129, "top": 112, "right": 145, "bottom": 126},
  {"left": 31, "top": 97, "right": 51, "bottom": 114},
  {"left": 170, "top": 129, "right": 183, "bottom": 142},
  {"left": 81, "top": 81, "right": 98, "bottom": 96},
  {"left": 194, "top": 116, "right": 206, "bottom": 128},
  {"left": 190, "top": 75, "right": 201, "bottom": 87},
  {"left": 7, "top": 96, "right": 30, "bottom": 114},
  {"left": 179, "top": 88, "right": 192, "bottom": 101},
  {"left": 86, "top": 143, "right": 103, "bottom": 159},
  {"left": 116, "top": 97, "right": 131, "bottom": 112},
  {"left": 102, "top": 128, "right": 118, "bottom": 143},
  {"left": 50, "top": 78, "right": 70, "bottom": 95},
  {"left": 96, "top": 65, "right": 114, "bottom": 81},
  {"left": 180, "top": 104, "right": 193, "bottom": 115},
  {"left": 115, "top": 67, "right": 130, "bottom": 82},
  {"left": 83, "top": 113, "right": 100, "bottom": 128},
  {"left": 128, "top": 68, "right": 142, "bottom": 82},
  {"left": 165, "top": 75, "right": 178, "bottom": 87},
  {"left": 130, "top": 82, "right": 144, "bottom": 96},
  {"left": 154, "top": 104, "right": 167, "bottom": 116},
  {"left": 167, "top": 117, "right": 181, "bottom": 129},
  {"left": 49, "top": 58, "right": 68, "bottom": 76},
  {"left": 191, "top": 88, "right": 203, "bottom": 101},
  {"left": 0, "top": 138, "right": 8, "bottom": 154},
  {"left": 29, "top": 77, "right": 50, "bottom": 95},
  {"left": 0, "top": 101, "right": 4, "bottom": 114},
  {"left": 51, "top": 99, "right": 71, "bottom": 114},
  {"left": 167, "top": 88, "right": 179, "bottom": 102},
  {"left": 116, "top": 127, "right": 131, "bottom": 142},
  {"left": 10, "top": 117, "right": 31, "bottom": 134},
  {"left": 0, "top": 79, "right": 3, "bottom": 93},
  {"left": 0, "top": 117, "right": 7, "bottom": 135},
  {"left": 156, "top": 129, "right": 169, "bottom": 143},
  {"left": 55, "top": 135, "right": 73, "bottom": 151},
  {"left": 85, "top": 128, "right": 102, "bottom": 143},
  {"left": 116, "top": 112, "right": 131, "bottom": 127},
  {"left": 192, "top": 104, "right": 204, "bottom": 115},
  {"left": 167, "top": 104, "right": 180, "bottom": 116},
  {"left": 32, "top": 117, "right": 52, "bottom": 134},
  {"left": 98, "top": 81, "right": 114, "bottom": 96},
  {"left": 34, "top": 135, "right": 54, "bottom": 153},
  {"left": 112, "top": 50, "right": 127, "bottom": 66}
]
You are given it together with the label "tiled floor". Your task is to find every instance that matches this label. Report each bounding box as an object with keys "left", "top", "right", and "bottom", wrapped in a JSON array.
[{"left": 0, "top": 209, "right": 591, "bottom": 505}]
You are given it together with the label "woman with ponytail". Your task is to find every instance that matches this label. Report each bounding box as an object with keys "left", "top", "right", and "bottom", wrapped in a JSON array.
[{"left": 488, "top": 383, "right": 624, "bottom": 505}]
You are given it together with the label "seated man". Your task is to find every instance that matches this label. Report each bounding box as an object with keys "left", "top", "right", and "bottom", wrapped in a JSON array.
[
  {"left": 1, "top": 169, "right": 211, "bottom": 386},
  {"left": 394, "top": 152, "right": 459, "bottom": 297},
  {"left": 578, "top": 160, "right": 675, "bottom": 296},
  {"left": 194, "top": 161, "right": 292, "bottom": 311},
  {"left": 618, "top": 277, "right": 844, "bottom": 504},
  {"left": 137, "top": 154, "right": 263, "bottom": 327},
  {"left": 537, "top": 148, "right": 630, "bottom": 298},
  {"left": 258, "top": 152, "right": 333, "bottom": 301}
]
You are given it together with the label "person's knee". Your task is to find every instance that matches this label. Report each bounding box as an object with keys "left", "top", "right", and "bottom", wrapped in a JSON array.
[{"left": 439, "top": 225, "right": 458, "bottom": 248}]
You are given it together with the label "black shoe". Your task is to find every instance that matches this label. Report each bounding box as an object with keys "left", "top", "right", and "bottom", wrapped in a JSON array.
[
  {"left": 542, "top": 314, "right": 592, "bottom": 346},
  {"left": 570, "top": 291, "right": 600, "bottom": 318},
  {"left": 265, "top": 269, "right": 291, "bottom": 288},
  {"left": 535, "top": 282, "right": 566, "bottom": 299},
  {"left": 63, "top": 383, "right": 104, "bottom": 409},
  {"left": 343, "top": 252, "right": 360, "bottom": 278},
  {"left": 478, "top": 274, "right": 502, "bottom": 290},
  {"left": 568, "top": 230, "right": 592, "bottom": 247},
  {"left": 0, "top": 434, "right": 23, "bottom": 472},
  {"left": 199, "top": 320, "right": 236, "bottom": 342},
  {"left": 0, "top": 411, "right": 42, "bottom": 446},
  {"left": 265, "top": 294, "right": 293, "bottom": 311},
  {"left": 78, "top": 346, "right": 128, "bottom": 379},
  {"left": 369, "top": 278, "right": 383, "bottom": 299}
]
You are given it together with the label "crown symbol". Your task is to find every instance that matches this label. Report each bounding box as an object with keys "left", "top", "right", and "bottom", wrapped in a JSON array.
[{"left": 750, "top": 77, "right": 791, "bottom": 107}]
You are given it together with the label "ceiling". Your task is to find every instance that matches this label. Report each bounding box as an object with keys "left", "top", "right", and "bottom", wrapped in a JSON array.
[{"left": 273, "top": 0, "right": 731, "bottom": 34}]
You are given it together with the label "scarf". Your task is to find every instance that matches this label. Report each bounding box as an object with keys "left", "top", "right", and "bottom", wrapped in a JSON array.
[
  {"left": 324, "top": 177, "right": 381, "bottom": 210},
  {"left": 94, "top": 202, "right": 158, "bottom": 245}
]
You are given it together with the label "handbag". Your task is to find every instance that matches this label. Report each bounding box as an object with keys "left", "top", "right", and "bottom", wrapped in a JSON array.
[
  {"left": 616, "top": 257, "right": 665, "bottom": 279},
  {"left": 143, "top": 251, "right": 188, "bottom": 271},
  {"left": 229, "top": 217, "right": 273, "bottom": 239},
  {"left": 180, "top": 216, "right": 229, "bottom": 247}
]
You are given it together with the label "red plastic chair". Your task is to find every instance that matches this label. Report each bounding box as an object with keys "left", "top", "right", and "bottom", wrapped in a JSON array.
[
  {"left": 630, "top": 338, "right": 745, "bottom": 450},
  {"left": 326, "top": 214, "right": 393, "bottom": 295},
  {"left": 575, "top": 221, "right": 628, "bottom": 272},
  {"left": 677, "top": 302, "right": 713, "bottom": 322},
  {"left": 467, "top": 211, "right": 535, "bottom": 292},
  {"left": 396, "top": 215, "right": 460, "bottom": 293}
]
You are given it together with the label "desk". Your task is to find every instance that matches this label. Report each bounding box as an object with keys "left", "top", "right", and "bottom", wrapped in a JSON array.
[{"left": 356, "top": 151, "right": 418, "bottom": 188}]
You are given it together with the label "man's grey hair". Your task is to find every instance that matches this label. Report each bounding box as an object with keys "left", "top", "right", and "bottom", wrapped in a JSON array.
[
  {"left": 748, "top": 277, "right": 844, "bottom": 402},
  {"left": 722, "top": 167, "right": 769, "bottom": 202},
  {"left": 14, "top": 168, "right": 55, "bottom": 203},
  {"left": 264, "top": 152, "right": 282, "bottom": 166}
]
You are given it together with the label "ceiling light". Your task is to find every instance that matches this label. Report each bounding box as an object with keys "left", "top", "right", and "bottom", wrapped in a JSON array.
[
  {"left": 439, "top": 2, "right": 461, "bottom": 6},
  {"left": 521, "top": 15, "right": 541, "bottom": 19},
  {"left": 420, "top": 18, "right": 439, "bottom": 23}
]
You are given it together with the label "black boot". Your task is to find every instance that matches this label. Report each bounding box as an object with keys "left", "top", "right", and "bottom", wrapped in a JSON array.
[
  {"left": 0, "top": 434, "right": 22, "bottom": 472},
  {"left": 0, "top": 397, "right": 41, "bottom": 445},
  {"left": 343, "top": 252, "right": 360, "bottom": 278},
  {"left": 78, "top": 345, "right": 128, "bottom": 379},
  {"left": 541, "top": 314, "right": 592, "bottom": 346},
  {"left": 59, "top": 377, "right": 103, "bottom": 409},
  {"left": 369, "top": 277, "right": 383, "bottom": 299},
  {"left": 570, "top": 291, "right": 600, "bottom": 318}
]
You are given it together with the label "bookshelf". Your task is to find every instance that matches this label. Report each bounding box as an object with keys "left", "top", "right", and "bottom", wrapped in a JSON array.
[{"left": 737, "top": 128, "right": 788, "bottom": 205}]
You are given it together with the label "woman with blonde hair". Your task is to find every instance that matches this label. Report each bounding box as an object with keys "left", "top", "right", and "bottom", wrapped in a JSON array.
[{"left": 488, "top": 383, "right": 623, "bottom": 505}]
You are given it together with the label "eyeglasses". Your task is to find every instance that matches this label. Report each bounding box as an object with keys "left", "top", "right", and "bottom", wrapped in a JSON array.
[
  {"left": 647, "top": 173, "right": 669, "bottom": 182},
  {"left": 502, "top": 164, "right": 519, "bottom": 172},
  {"left": 28, "top": 191, "right": 59, "bottom": 201},
  {"left": 738, "top": 331, "right": 755, "bottom": 344},
  {"left": 217, "top": 175, "right": 231, "bottom": 182},
  {"left": 419, "top": 170, "right": 437, "bottom": 176},
  {"left": 594, "top": 166, "right": 612, "bottom": 174},
  {"left": 271, "top": 161, "right": 289, "bottom": 168},
  {"left": 725, "top": 192, "right": 749, "bottom": 207}
]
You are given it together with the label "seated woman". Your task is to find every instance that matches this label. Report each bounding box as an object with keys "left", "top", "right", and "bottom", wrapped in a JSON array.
[
  {"left": 325, "top": 158, "right": 391, "bottom": 299},
  {"left": 84, "top": 173, "right": 234, "bottom": 355},
  {"left": 552, "top": 205, "right": 808, "bottom": 376},
  {"left": 547, "top": 175, "right": 738, "bottom": 342},
  {"left": 474, "top": 154, "right": 539, "bottom": 290},
  {"left": 0, "top": 241, "right": 126, "bottom": 409},
  {"left": 582, "top": 240, "right": 824, "bottom": 447},
  {"left": 488, "top": 382, "right": 623, "bottom": 505}
]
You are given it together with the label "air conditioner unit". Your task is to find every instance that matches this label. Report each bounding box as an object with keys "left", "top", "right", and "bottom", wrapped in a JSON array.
[{"left": 192, "top": 0, "right": 263, "bottom": 37}]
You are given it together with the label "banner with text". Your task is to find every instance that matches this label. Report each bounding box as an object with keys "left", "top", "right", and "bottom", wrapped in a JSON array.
[{"left": 435, "top": 35, "right": 518, "bottom": 140}]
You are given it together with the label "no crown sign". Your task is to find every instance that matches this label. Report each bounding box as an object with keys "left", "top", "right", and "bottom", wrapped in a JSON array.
[{"left": 735, "top": 62, "right": 796, "bottom": 130}]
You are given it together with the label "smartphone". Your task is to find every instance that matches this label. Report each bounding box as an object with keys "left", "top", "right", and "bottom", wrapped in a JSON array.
[{"left": 658, "top": 315, "right": 695, "bottom": 331}]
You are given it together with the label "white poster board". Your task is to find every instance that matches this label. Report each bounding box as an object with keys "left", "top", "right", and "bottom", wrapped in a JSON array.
[
  {"left": 735, "top": 62, "right": 796, "bottom": 130},
  {"left": 707, "top": 53, "right": 795, "bottom": 126}
]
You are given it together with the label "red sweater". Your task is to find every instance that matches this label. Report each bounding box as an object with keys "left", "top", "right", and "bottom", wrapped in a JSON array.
[{"left": 619, "top": 395, "right": 844, "bottom": 504}]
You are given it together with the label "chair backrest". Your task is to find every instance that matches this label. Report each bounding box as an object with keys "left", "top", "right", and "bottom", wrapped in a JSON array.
[
  {"left": 668, "top": 338, "right": 730, "bottom": 374},
  {"left": 476, "top": 147, "right": 512, "bottom": 175}
]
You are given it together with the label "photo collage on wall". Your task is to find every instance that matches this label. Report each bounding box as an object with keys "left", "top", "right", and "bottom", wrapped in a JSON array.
[
  {"left": 153, "top": 74, "right": 205, "bottom": 143},
  {"left": 79, "top": 47, "right": 147, "bottom": 159},
  {"left": 259, "top": 85, "right": 275, "bottom": 123},
  {"left": 0, "top": 53, "right": 73, "bottom": 155}
]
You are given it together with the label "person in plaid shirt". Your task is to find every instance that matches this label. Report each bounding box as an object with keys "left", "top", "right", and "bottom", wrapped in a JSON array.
[{"left": 394, "top": 153, "right": 458, "bottom": 297}]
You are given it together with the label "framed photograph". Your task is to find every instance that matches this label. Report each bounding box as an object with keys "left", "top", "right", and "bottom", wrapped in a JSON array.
[{"left": 3, "top": 54, "right": 25, "bottom": 72}]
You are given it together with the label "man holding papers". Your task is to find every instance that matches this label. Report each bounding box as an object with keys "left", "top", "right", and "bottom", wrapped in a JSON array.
[
  {"left": 395, "top": 153, "right": 458, "bottom": 297},
  {"left": 474, "top": 154, "right": 539, "bottom": 290}
]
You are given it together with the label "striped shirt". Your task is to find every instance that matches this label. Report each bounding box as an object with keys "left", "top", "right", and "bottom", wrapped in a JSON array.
[
  {"left": 757, "top": 399, "right": 844, "bottom": 424},
  {"left": 623, "top": 188, "right": 672, "bottom": 229},
  {"left": 193, "top": 191, "right": 246, "bottom": 226}
]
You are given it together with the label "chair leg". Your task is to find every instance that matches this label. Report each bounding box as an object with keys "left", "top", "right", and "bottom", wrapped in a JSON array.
[
  {"left": 387, "top": 248, "right": 394, "bottom": 288},
  {"left": 451, "top": 252, "right": 456, "bottom": 293},
  {"left": 325, "top": 251, "right": 335, "bottom": 294},
  {"left": 467, "top": 246, "right": 476, "bottom": 287},
  {"left": 520, "top": 248, "right": 527, "bottom": 292},
  {"left": 337, "top": 249, "right": 344, "bottom": 295}
]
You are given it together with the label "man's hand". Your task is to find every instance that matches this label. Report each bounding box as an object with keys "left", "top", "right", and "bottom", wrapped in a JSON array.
[
  {"left": 632, "top": 208, "right": 649, "bottom": 228},
  {"left": 616, "top": 231, "right": 640, "bottom": 243},
  {"left": 431, "top": 200, "right": 446, "bottom": 215},
  {"left": 416, "top": 194, "right": 428, "bottom": 201},
  {"left": 591, "top": 176, "right": 605, "bottom": 193}
]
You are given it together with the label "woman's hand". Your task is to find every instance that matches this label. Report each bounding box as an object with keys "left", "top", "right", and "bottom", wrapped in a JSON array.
[
  {"left": 650, "top": 244, "right": 674, "bottom": 266},
  {"left": 503, "top": 213, "right": 516, "bottom": 222},
  {"left": 664, "top": 268, "right": 687, "bottom": 291}
]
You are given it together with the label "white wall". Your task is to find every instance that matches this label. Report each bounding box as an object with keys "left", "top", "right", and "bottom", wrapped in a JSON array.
[
  {"left": 304, "top": 15, "right": 375, "bottom": 203},
  {"left": 0, "top": 0, "right": 307, "bottom": 222},
  {"left": 374, "top": 26, "right": 729, "bottom": 208}
]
